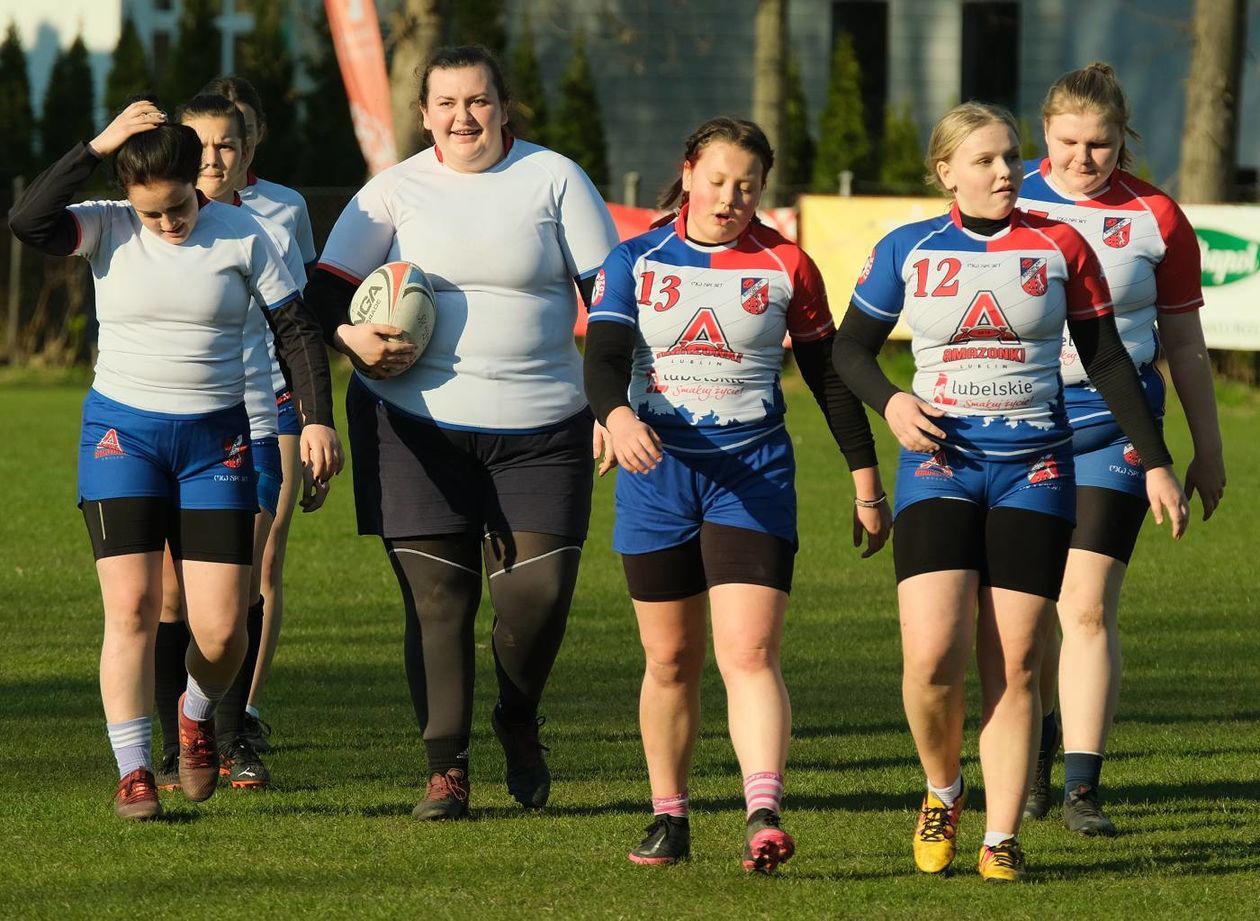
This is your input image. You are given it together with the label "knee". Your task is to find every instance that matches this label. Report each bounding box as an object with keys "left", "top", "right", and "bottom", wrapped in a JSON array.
[
  {"left": 1059, "top": 595, "right": 1108, "bottom": 637},
  {"left": 643, "top": 643, "right": 704, "bottom": 688},
  {"left": 903, "top": 646, "right": 966, "bottom": 688},
  {"left": 716, "top": 641, "right": 779, "bottom": 680},
  {"left": 193, "top": 618, "right": 245, "bottom": 663}
]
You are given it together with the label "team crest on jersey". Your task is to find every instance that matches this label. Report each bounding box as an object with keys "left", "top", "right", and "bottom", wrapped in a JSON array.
[
  {"left": 857, "top": 249, "right": 876, "bottom": 284},
  {"left": 222, "top": 435, "right": 249, "bottom": 469},
  {"left": 1027, "top": 453, "right": 1060, "bottom": 484},
  {"left": 914, "top": 450, "right": 954, "bottom": 478},
  {"left": 1103, "top": 216, "right": 1132, "bottom": 249},
  {"left": 1122, "top": 442, "right": 1141, "bottom": 467},
  {"left": 94, "top": 428, "right": 125, "bottom": 459},
  {"left": 656, "top": 308, "right": 744, "bottom": 362},
  {"left": 949, "top": 292, "right": 1020, "bottom": 344},
  {"left": 591, "top": 268, "right": 607, "bottom": 306},
  {"left": 1019, "top": 258, "right": 1048, "bottom": 296},
  {"left": 740, "top": 277, "right": 770, "bottom": 315}
]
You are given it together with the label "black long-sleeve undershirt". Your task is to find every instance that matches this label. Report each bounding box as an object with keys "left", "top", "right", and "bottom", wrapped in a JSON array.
[
  {"left": 583, "top": 321, "right": 878, "bottom": 471},
  {"left": 832, "top": 301, "right": 1173, "bottom": 470},
  {"left": 8, "top": 142, "right": 100, "bottom": 255}
]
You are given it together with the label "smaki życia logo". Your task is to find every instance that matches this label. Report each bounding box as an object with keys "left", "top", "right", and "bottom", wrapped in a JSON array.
[{"left": 1196, "top": 229, "right": 1260, "bottom": 286}]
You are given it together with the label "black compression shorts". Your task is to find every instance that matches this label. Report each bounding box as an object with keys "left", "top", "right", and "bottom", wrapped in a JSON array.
[
  {"left": 81, "top": 498, "right": 253, "bottom": 564},
  {"left": 621, "top": 522, "right": 795, "bottom": 601}
]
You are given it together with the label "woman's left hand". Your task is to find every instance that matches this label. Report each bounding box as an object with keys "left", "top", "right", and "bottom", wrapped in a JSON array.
[
  {"left": 1184, "top": 451, "right": 1226, "bottom": 521},
  {"left": 299, "top": 423, "right": 343, "bottom": 512},
  {"left": 592, "top": 421, "right": 618, "bottom": 477},
  {"left": 853, "top": 499, "right": 892, "bottom": 558}
]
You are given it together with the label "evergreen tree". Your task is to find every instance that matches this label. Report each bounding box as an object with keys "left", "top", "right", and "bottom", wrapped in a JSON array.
[
  {"left": 508, "top": 9, "right": 548, "bottom": 147},
  {"left": 781, "top": 54, "right": 814, "bottom": 199},
  {"left": 165, "top": 0, "right": 219, "bottom": 105},
  {"left": 812, "top": 32, "right": 869, "bottom": 193},
  {"left": 448, "top": 0, "right": 506, "bottom": 58},
  {"left": 238, "top": 0, "right": 299, "bottom": 182},
  {"left": 0, "top": 23, "right": 35, "bottom": 186},
  {"left": 296, "top": 12, "right": 365, "bottom": 186},
  {"left": 105, "top": 17, "right": 153, "bottom": 117},
  {"left": 1018, "top": 116, "right": 1041, "bottom": 161},
  {"left": 549, "top": 31, "right": 609, "bottom": 195},
  {"left": 878, "top": 103, "right": 924, "bottom": 194},
  {"left": 41, "top": 36, "right": 96, "bottom": 159}
]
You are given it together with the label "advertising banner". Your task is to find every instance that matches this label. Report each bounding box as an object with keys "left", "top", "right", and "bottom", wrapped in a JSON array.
[
  {"left": 325, "top": 0, "right": 398, "bottom": 176},
  {"left": 1182, "top": 205, "right": 1260, "bottom": 350}
]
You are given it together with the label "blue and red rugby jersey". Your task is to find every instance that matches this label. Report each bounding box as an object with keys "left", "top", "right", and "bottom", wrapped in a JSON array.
[
  {"left": 852, "top": 203, "right": 1112, "bottom": 459},
  {"left": 588, "top": 205, "right": 833, "bottom": 454},
  {"left": 1018, "top": 159, "right": 1203, "bottom": 429}
]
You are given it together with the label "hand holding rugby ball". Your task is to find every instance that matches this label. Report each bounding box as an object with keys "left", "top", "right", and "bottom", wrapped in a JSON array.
[{"left": 349, "top": 261, "right": 437, "bottom": 353}]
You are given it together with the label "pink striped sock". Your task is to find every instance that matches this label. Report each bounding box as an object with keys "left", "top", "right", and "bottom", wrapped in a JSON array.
[
  {"left": 743, "top": 771, "right": 784, "bottom": 817},
  {"left": 651, "top": 790, "right": 689, "bottom": 818}
]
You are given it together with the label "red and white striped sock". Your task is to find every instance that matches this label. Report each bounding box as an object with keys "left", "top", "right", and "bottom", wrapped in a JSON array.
[
  {"left": 651, "top": 790, "right": 689, "bottom": 818},
  {"left": 743, "top": 771, "right": 784, "bottom": 817}
]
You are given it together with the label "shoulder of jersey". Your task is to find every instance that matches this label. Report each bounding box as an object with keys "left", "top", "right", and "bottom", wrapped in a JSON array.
[
  {"left": 1109, "top": 169, "right": 1179, "bottom": 210},
  {"left": 617, "top": 221, "right": 677, "bottom": 258},
  {"left": 251, "top": 176, "right": 309, "bottom": 208},
  {"left": 880, "top": 213, "right": 954, "bottom": 250}
]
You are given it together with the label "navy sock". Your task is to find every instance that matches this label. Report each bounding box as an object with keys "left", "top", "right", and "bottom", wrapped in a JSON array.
[
  {"left": 1038, "top": 709, "right": 1060, "bottom": 764},
  {"left": 424, "top": 737, "right": 469, "bottom": 776},
  {"left": 1063, "top": 751, "right": 1103, "bottom": 799}
]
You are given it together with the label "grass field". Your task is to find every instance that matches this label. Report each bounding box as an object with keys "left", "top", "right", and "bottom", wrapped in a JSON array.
[{"left": 1, "top": 362, "right": 1258, "bottom": 919}]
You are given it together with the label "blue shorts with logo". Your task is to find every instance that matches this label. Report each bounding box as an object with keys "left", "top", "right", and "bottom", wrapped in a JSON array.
[
  {"left": 275, "top": 388, "right": 301, "bottom": 436},
  {"left": 78, "top": 389, "right": 257, "bottom": 511},
  {"left": 893, "top": 441, "right": 1076, "bottom": 523},
  {"left": 252, "top": 436, "right": 283, "bottom": 515},
  {"left": 613, "top": 427, "right": 797, "bottom": 554},
  {"left": 1070, "top": 419, "right": 1156, "bottom": 499}
]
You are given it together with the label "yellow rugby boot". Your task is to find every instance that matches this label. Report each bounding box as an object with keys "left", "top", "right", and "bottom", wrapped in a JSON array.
[
  {"left": 978, "top": 838, "right": 1026, "bottom": 882},
  {"left": 912, "top": 780, "right": 966, "bottom": 873}
]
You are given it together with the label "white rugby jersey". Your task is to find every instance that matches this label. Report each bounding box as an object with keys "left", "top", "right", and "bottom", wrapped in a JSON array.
[
  {"left": 239, "top": 204, "right": 308, "bottom": 436},
  {"left": 588, "top": 206, "right": 833, "bottom": 453},
  {"left": 240, "top": 172, "right": 317, "bottom": 266},
  {"left": 318, "top": 138, "right": 618, "bottom": 432},
  {"left": 70, "top": 196, "right": 300, "bottom": 415},
  {"left": 1018, "top": 160, "right": 1202, "bottom": 425},
  {"left": 852, "top": 205, "right": 1112, "bottom": 458}
]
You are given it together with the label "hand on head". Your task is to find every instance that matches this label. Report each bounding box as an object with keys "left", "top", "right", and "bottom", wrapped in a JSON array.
[{"left": 91, "top": 100, "right": 167, "bottom": 158}]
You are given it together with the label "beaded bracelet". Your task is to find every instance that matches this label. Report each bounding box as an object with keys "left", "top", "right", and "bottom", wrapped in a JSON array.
[{"left": 854, "top": 494, "right": 888, "bottom": 508}]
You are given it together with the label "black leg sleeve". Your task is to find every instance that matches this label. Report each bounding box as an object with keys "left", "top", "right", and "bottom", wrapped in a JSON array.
[
  {"left": 385, "top": 536, "right": 483, "bottom": 742},
  {"left": 794, "top": 332, "right": 878, "bottom": 470},
  {"left": 484, "top": 531, "right": 583, "bottom": 722},
  {"left": 154, "top": 620, "right": 191, "bottom": 756},
  {"left": 1068, "top": 312, "right": 1173, "bottom": 470},
  {"left": 215, "top": 597, "right": 264, "bottom": 746},
  {"left": 832, "top": 301, "right": 902, "bottom": 414},
  {"left": 582, "top": 320, "right": 636, "bottom": 425}
]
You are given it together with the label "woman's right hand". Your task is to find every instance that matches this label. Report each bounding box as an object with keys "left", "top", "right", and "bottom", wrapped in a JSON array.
[
  {"left": 334, "top": 323, "right": 418, "bottom": 379},
  {"left": 1145, "top": 464, "right": 1189, "bottom": 540},
  {"left": 883, "top": 391, "right": 947, "bottom": 453},
  {"left": 605, "top": 406, "right": 663, "bottom": 474},
  {"left": 89, "top": 100, "right": 167, "bottom": 157}
]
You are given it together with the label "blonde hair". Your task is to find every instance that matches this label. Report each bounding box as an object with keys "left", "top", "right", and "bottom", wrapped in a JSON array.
[
  {"left": 925, "top": 102, "right": 1020, "bottom": 192},
  {"left": 1042, "top": 62, "right": 1140, "bottom": 170}
]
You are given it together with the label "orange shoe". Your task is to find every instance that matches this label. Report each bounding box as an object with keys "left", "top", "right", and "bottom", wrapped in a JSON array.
[
  {"left": 913, "top": 781, "right": 966, "bottom": 873},
  {"left": 177, "top": 692, "right": 219, "bottom": 802},
  {"left": 114, "top": 768, "right": 162, "bottom": 821}
]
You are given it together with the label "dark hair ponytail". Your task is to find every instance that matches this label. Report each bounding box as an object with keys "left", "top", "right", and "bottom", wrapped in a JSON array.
[
  {"left": 200, "top": 75, "right": 267, "bottom": 143},
  {"left": 178, "top": 93, "right": 247, "bottom": 142},
  {"left": 114, "top": 114, "right": 201, "bottom": 191},
  {"left": 657, "top": 117, "right": 774, "bottom": 211}
]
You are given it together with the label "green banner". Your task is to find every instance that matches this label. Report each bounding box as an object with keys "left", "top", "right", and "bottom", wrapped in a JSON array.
[{"left": 1197, "top": 229, "right": 1260, "bottom": 286}]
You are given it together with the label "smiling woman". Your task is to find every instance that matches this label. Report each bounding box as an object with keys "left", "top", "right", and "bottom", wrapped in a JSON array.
[{"left": 302, "top": 44, "right": 619, "bottom": 822}]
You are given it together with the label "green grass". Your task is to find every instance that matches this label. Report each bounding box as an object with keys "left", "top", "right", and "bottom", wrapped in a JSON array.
[{"left": 2, "top": 365, "right": 1258, "bottom": 918}]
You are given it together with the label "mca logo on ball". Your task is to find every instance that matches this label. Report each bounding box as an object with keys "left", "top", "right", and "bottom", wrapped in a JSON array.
[
  {"left": 352, "top": 284, "right": 383, "bottom": 324},
  {"left": 1103, "top": 216, "right": 1132, "bottom": 249}
]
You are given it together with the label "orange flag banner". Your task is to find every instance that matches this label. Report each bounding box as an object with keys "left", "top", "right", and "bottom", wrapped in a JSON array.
[{"left": 324, "top": 0, "right": 398, "bottom": 175}]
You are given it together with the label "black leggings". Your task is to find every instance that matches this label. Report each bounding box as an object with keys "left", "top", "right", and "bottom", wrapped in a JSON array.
[{"left": 385, "top": 530, "right": 583, "bottom": 744}]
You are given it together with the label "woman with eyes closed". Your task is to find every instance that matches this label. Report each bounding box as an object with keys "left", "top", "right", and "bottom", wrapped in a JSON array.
[
  {"left": 1017, "top": 63, "right": 1224, "bottom": 837},
  {"left": 833, "top": 102, "right": 1186, "bottom": 881},
  {"left": 304, "top": 44, "right": 618, "bottom": 820},
  {"left": 8, "top": 98, "right": 340, "bottom": 820}
]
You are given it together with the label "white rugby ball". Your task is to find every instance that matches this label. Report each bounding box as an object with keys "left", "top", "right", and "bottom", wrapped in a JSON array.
[{"left": 349, "top": 261, "right": 437, "bottom": 351}]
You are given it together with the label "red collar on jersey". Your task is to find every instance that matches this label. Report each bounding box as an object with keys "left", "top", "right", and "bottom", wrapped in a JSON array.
[
  {"left": 949, "top": 202, "right": 1018, "bottom": 233},
  {"left": 196, "top": 190, "right": 242, "bottom": 208},
  {"left": 433, "top": 130, "right": 515, "bottom": 165},
  {"left": 246, "top": 170, "right": 259, "bottom": 187}
]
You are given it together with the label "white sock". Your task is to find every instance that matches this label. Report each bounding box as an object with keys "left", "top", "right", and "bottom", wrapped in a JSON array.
[
  {"left": 107, "top": 716, "right": 152, "bottom": 778},
  {"left": 984, "top": 831, "right": 1017, "bottom": 848},
  {"left": 928, "top": 774, "right": 963, "bottom": 808},
  {"left": 245, "top": 704, "right": 260, "bottom": 719},
  {"left": 183, "top": 674, "right": 227, "bottom": 721}
]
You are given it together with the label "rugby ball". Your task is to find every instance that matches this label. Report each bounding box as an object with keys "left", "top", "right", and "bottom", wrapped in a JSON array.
[{"left": 348, "top": 261, "right": 437, "bottom": 351}]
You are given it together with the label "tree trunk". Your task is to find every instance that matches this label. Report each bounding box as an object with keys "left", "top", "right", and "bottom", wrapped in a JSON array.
[
  {"left": 1178, "top": 0, "right": 1246, "bottom": 202},
  {"left": 388, "top": 0, "right": 446, "bottom": 160},
  {"left": 753, "top": 0, "right": 787, "bottom": 207}
]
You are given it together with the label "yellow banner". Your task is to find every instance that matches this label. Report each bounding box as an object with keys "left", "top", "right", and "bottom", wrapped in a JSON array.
[{"left": 799, "top": 196, "right": 950, "bottom": 340}]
